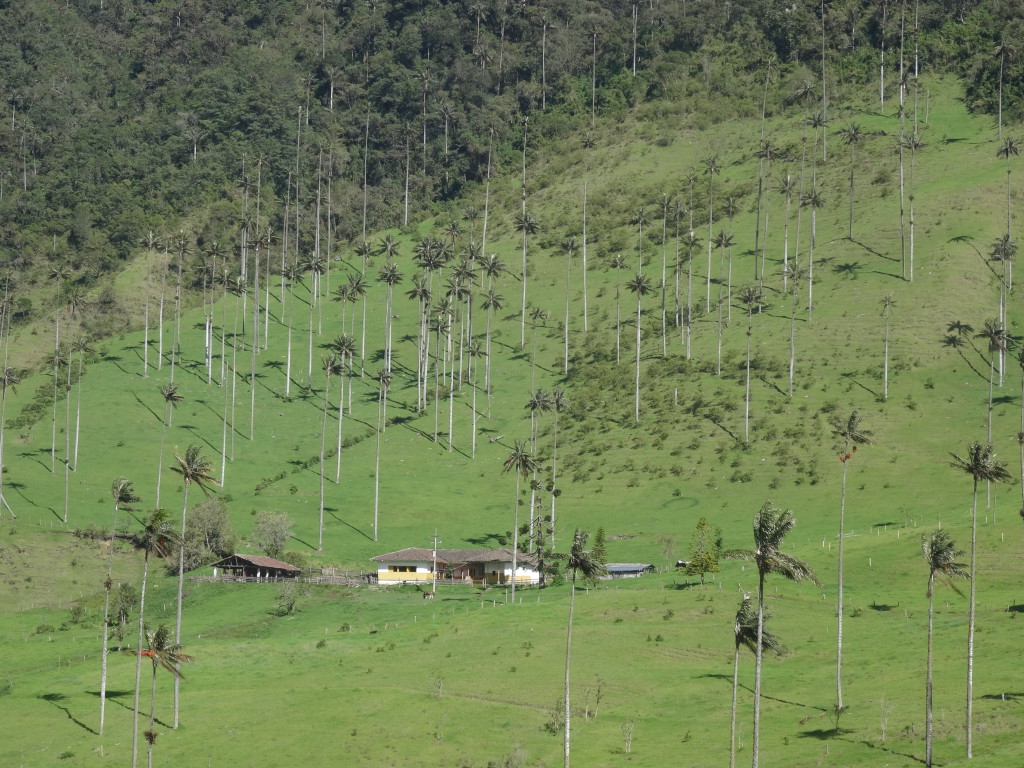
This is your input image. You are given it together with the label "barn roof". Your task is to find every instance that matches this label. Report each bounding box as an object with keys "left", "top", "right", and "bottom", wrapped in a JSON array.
[
  {"left": 605, "top": 563, "right": 655, "bottom": 572},
  {"left": 211, "top": 553, "right": 301, "bottom": 572},
  {"left": 371, "top": 547, "right": 538, "bottom": 567}
]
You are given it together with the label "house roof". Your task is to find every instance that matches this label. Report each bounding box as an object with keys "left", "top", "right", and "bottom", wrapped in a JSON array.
[
  {"left": 605, "top": 563, "right": 655, "bottom": 572},
  {"left": 210, "top": 554, "right": 301, "bottom": 573},
  {"left": 371, "top": 547, "right": 538, "bottom": 567}
]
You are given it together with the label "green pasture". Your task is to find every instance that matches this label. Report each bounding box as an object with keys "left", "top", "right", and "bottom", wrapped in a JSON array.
[{"left": 1, "top": 75, "right": 1024, "bottom": 766}]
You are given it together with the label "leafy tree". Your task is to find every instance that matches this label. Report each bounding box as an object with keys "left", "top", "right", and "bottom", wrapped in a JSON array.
[
  {"left": 726, "top": 502, "right": 818, "bottom": 768},
  {"left": 832, "top": 411, "right": 872, "bottom": 711},
  {"left": 922, "top": 530, "right": 968, "bottom": 768},
  {"left": 251, "top": 511, "right": 293, "bottom": 560},
  {"left": 591, "top": 526, "right": 608, "bottom": 568},
  {"left": 686, "top": 516, "right": 722, "bottom": 585},
  {"left": 557, "top": 529, "right": 607, "bottom": 768},
  {"left": 730, "top": 596, "right": 781, "bottom": 768},
  {"left": 950, "top": 441, "right": 1010, "bottom": 757},
  {"left": 177, "top": 497, "right": 236, "bottom": 573}
]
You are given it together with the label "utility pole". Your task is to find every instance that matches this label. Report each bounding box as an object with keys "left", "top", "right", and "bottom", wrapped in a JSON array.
[{"left": 431, "top": 531, "right": 441, "bottom": 594}]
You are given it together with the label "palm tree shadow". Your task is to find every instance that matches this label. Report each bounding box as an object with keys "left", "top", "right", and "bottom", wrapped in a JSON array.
[
  {"left": 39, "top": 693, "right": 98, "bottom": 735},
  {"left": 85, "top": 688, "right": 172, "bottom": 728},
  {"left": 132, "top": 392, "right": 164, "bottom": 424},
  {"left": 857, "top": 739, "right": 925, "bottom": 764},
  {"left": 841, "top": 372, "right": 879, "bottom": 399},
  {"left": 178, "top": 424, "right": 219, "bottom": 454},
  {"left": 326, "top": 513, "right": 376, "bottom": 542},
  {"left": 850, "top": 238, "right": 896, "bottom": 262}
]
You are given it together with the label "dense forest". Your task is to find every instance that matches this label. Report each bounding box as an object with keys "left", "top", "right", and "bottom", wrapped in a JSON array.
[{"left": 0, "top": 0, "right": 1022, "bottom": 332}]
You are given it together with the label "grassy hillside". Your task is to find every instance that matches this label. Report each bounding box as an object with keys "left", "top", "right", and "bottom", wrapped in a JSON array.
[{"left": 1, "top": 72, "right": 1023, "bottom": 767}]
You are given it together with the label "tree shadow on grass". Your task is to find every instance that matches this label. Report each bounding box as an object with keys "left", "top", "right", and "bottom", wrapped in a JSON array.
[
  {"left": 849, "top": 238, "right": 896, "bottom": 262},
  {"left": 326, "top": 512, "right": 376, "bottom": 542},
  {"left": 981, "top": 690, "right": 1024, "bottom": 701},
  {"left": 464, "top": 532, "right": 507, "bottom": 547},
  {"left": 86, "top": 689, "right": 172, "bottom": 728},
  {"left": 856, "top": 740, "right": 925, "bottom": 765},
  {"left": 132, "top": 392, "right": 164, "bottom": 425},
  {"left": 841, "top": 372, "right": 879, "bottom": 399},
  {"left": 40, "top": 693, "right": 98, "bottom": 735},
  {"left": 696, "top": 674, "right": 810, "bottom": 709}
]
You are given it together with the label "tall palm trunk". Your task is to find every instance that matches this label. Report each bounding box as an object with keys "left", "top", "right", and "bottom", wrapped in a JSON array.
[
  {"left": 131, "top": 550, "right": 152, "bottom": 768},
  {"left": 319, "top": 377, "right": 330, "bottom": 551},
  {"left": 836, "top": 457, "right": 848, "bottom": 710},
  {"left": 966, "top": 475, "right": 978, "bottom": 758},
  {"left": 752, "top": 571, "right": 765, "bottom": 768},
  {"left": 99, "top": 500, "right": 122, "bottom": 735},
  {"left": 172, "top": 482, "right": 190, "bottom": 729},
  {"left": 730, "top": 643, "right": 741, "bottom": 768},
  {"left": 925, "top": 569, "right": 936, "bottom": 768},
  {"left": 563, "top": 567, "right": 578, "bottom": 768},
  {"left": 634, "top": 293, "right": 642, "bottom": 421}
]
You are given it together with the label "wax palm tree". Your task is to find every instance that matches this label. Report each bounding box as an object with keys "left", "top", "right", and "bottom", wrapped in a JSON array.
[
  {"left": 800, "top": 187, "right": 825, "bottom": 320},
  {"left": 347, "top": 271, "right": 369, "bottom": 373},
  {"left": 168, "top": 445, "right": 218, "bottom": 728},
  {"left": 99, "top": 477, "right": 141, "bottom": 735},
  {"left": 731, "top": 596, "right": 782, "bottom": 768},
  {"left": 318, "top": 353, "right": 344, "bottom": 551},
  {"left": 130, "top": 508, "right": 179, "bottom": 768},
  {"left": 840, "top": 123, "right": 866, "bottom": 239},
  {"left": 703, "top": 155, "right": 721, "bottom": 314},
  {"left": 331, "top": 334, "right": 356, "bottom": 481},
  {"left": 832, "top": 411, "right": 872, "bottom": 711},
  {"left": 549, "top": 388, "right": 568, "bottom": 550},
  {"left": 784, "top": 263, "right": 807, "bottom": 397},
  {"left": 525, "top": 389, "right": 552, "bottom": 454},
  {"left": 989, "top": 235, "right": 1015, "bottom": 323},
  {"left": 681, "top": 230, "right": 700, "bottom": 358},
  {"left": 406, "top": 276, "right": 431, "bottom": 412},
  {"left": 627, "top": 273, "right": 653, "bottom": 421},
  {"left": 738, "top": 286, "right": 765, "bottom": 442},
  {"left": 0, "top": 366, "right": 19, "bottom": 519},
  {"left": 516, "top": 210, "right": 540, "bottom": 346},
  {"left": 377, "top": 261, "right": 403, "bottom": 373},
  {"left": 997, "top": 137, "right": 1019, "bottom": 242},
  {"left": 950, "top": 441, "right": 1010, "bottom": 757},
  {"left": 482, "top": 288, "right": 504, "bottom": 415},
  {"left": 502, "top": 441, "right": 538, "bottom": 604},
  {"left": 560, "top": 237, "right": 578, "bottom": 374},
  {"left": 778, "top": 175, "right": 797, "bottom": 291},
  {"left": 154, "top": 384, "right": 183, "bottom": 510},
  {"left": 993, "top": 41, "right": 1017, "bottom": 140},
  {"left": 559, "top": 529, "right": 607, "bottom": 768},
  {"left": 881, "top": 294, "right": 895, "bottom": 399},
  {"left": 372, "top": 368, "right": 392, "bottom": 542},
  {"left": 631, "top": 206, "right": 651, "bottom": 271},
  {"left": 140, "top": 623, "right": 194, "bottom": 768},
  {"left": 726, "top": 502, "right": 818, "bottom": 768},
  {"left": 921, "top": 529, "right": 968, "bottom": 768},
  {"left": 976, "top": 319, "right": 1010, "bottom": 441}
]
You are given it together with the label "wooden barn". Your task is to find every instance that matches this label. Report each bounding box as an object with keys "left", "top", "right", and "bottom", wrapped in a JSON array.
[{"left": 209, "top": 554, "right": 301, "bottom": 582}]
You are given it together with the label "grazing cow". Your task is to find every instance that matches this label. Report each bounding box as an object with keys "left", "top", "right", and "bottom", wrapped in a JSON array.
[{"left": 423, "top": 590, "right": 435, "bottom": 600}]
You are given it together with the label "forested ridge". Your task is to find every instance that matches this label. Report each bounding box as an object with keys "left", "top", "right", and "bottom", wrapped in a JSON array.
[{"left": 0, "top": 0, "right": 1021, "bottom": 334}]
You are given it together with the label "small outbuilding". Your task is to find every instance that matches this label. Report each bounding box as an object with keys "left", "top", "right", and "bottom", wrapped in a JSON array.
[
  {"left": 602, "top": 563, "right": 656, "bottom": 579},
  {"left": 209, "top": 554, "right": 301, "bottom": 582}
]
